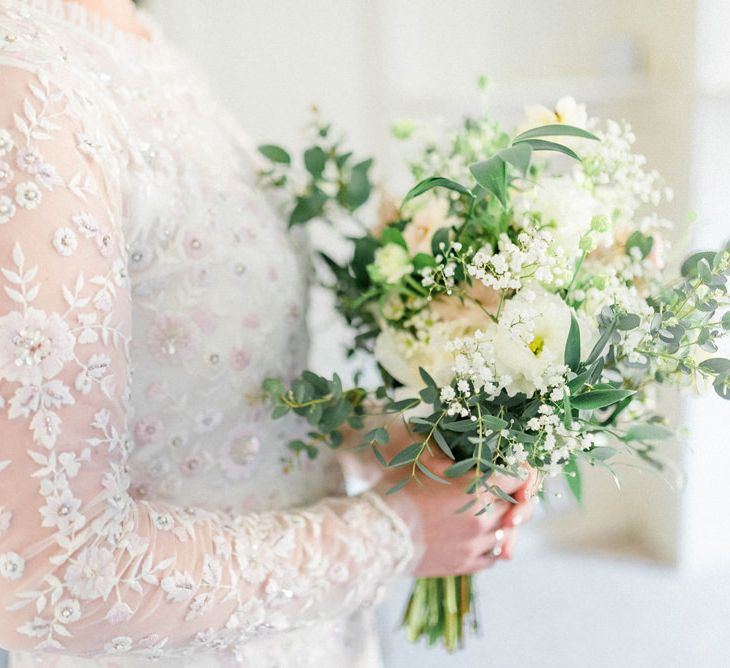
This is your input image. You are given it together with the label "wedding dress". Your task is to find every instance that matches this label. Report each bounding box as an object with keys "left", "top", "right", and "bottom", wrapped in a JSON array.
[{"left": 0, "top": 1, "right": 414, "bottom": 666}]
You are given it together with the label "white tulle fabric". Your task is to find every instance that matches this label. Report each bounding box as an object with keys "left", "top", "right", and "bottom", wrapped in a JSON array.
[{"left": 0, "top": 2, "right": 413, "bottom": 666}]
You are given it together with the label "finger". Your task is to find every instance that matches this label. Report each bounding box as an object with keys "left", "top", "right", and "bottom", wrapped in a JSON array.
[
  {"left": 488, "top": 472, "right": 526, "bottom": 497},
  {"left": 463, "top": 553, "right": 499, "bottom": 574},
  {"left": 502, "top": 496, "right": 538, "bottom": 529},
  {"left": 470, "top": 500, "right": 511, "bottom": 530},
  {"left": 470, "top": 527, "right": 513, "bottom": 559},
  {"left": 500, "top": 530, "right": 519, "bottom": 560}
]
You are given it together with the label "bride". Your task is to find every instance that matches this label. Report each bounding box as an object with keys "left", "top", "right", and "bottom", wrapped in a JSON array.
[{"left": 0, "top": 1, "right": 537, "bottom": 665}]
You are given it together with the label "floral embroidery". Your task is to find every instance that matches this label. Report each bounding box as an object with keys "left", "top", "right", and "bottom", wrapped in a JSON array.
[
  {"left": 0, "top": 307, "right": 76, "bottom": 385},
  {"left": 0, "top": 2, "right": 413, "bottom": 663},
  {"left": 0, "top": 194, "right": 15, "bottom": 223},
  {"left": 221, "top": 428, "right": 261, "bottom": 480},
  {"left": 15, "top": 145, "right": 43, "bottom": 174},
  {"left": 0, "top": 160, "right": 13, "bottom": 188},
  {"left": 0, "top": 551, "right": 24, "bottom": 580},
  {"left": 0, "top": 128, "right": 13, "bottom": 156},
  {"left": 147, "top": 312, "right": 199, "bottom": 364},
  {"left": 52, "top": 226, "right": 78, "bottom": 256},
  {"left": 134, "top": 415, "right": 165, "bottom": 445},
  {"left": 63, "top": 546, "right": 117, "bottom": 601},
  {"left": 14, "top": 180, "right": 41, "bottom": 209}
]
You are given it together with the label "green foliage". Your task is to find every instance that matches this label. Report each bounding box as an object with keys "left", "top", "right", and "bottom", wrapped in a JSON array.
[
  {"left": 403, "top": 177, "right": 474, "bottom": 204},
  {"left": 257, "top": 118, "right": 374, "bottom": 227},
  {"left": 564, "top": 312, "right": 581, "bottom": 371},
  {"left": 258, "top": 144, "right": 291, "bottom": 164}
]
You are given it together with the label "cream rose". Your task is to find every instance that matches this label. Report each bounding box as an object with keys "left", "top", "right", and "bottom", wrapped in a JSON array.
[
  {"left": 374, "top": 301, "right": 492, "bottom": 391},
  {"left": 402, "top": 193, "right": 458, "bottom": 256}
]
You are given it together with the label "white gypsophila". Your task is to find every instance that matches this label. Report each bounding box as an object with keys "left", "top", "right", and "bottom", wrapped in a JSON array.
[
  {"left": 443, "top": 330, "right": 503, "bottom": 415},
  {"left": 397, "top": 114, "right": 506, "bottom": 185},
  {"left": 421, "top": 241, "right": 463, "bottom": 292},
  {"left": 525, "top": 403, "right": 598, "bottom": 476},
  {"left": 513, "top": 176, "right": 597, "bottom": 261},
  {"left": 468, "top": 228, "right": 573, "bottom": 292},
  {"left": 576, "top": 118, "right": 672, "bottom": 221}
]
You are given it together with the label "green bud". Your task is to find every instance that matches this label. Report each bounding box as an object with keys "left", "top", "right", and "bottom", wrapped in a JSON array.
[
  {"left": 391, "top": 120, "right": 416, "bottom": 140},
  {"left": 579, "top": 233, "right": 597, "bottom": 253},
  {"left": 590, "top": 214, "right": 610, "bottom": 233}
]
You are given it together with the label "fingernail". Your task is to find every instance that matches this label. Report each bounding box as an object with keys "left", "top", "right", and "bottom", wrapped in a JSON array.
[
  {"left": 494, "top": 529, "right": 505, "bottom": 541},
  {"left": 511, "top": 514, "right": 523, "bottom": 526}
]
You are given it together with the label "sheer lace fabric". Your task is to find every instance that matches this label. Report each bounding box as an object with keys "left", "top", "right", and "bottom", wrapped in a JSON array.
[{"left": 0, "top": 1, "right": 413, "bottom": 665}]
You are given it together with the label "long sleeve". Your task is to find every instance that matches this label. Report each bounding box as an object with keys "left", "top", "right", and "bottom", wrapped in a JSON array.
[{"left": 0, "top": 61, "right": 412, "bottom": 659}]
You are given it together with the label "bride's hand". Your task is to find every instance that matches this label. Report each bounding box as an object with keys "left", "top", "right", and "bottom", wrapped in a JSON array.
[
  {"left": 340, "top": 414, "right": 539, "bottom": 575},
  {"left": 376, "top": 451, "right": 534, "bottom": 577}
]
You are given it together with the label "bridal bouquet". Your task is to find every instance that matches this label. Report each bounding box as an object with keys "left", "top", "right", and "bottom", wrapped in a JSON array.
[{"left": 258, "top": 93, "right": 730, "bottom": 650}]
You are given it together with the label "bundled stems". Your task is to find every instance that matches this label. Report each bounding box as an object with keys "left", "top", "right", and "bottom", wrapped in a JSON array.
[{"left": 403, "top": 575, "right": 475, "bottom": 652}]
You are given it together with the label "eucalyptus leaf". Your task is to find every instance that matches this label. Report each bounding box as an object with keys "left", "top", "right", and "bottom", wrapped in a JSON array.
[
  {"left": 389, "top": 443, "right": 423, "bottom": 467},
  {"left": 304, "top": 146, "right": 327, "bottom": 178},
  {"left": 258, "top": 143, "right": 291, "bottom": 164},
  {"left": 443, "top": 419, "right": 477, "bottom": 432},
  {"left": 416, "top": 460, "right": 449, "bottom": 484},
  {"left": 432, "top": 429, "right": 455, "bottom": 459},
  {"left": 565, "top": 312, "right": 581, "bottom": 371},
  {"left": 444, "top": 458, "right": 477, "bottom": 478},
  {"left": 681, "top": 250, "right": 717, "bottom": 278},
  {"left": 481, "top": 415, "right": 509, "bottom": 431},
  {"left": 564, "top": 457, "right": 582, "bottom": 504},
  {"left": 623, "top": 423, "right": 674, "bottom": 442},
  {"left": 571, "top": 388, "right": 635, "bottom": 410}
]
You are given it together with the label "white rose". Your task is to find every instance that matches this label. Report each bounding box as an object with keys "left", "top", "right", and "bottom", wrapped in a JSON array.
[
  {"left": 368, "top": 243, "right": 413, "bottom": 284},
  {"left": 514, "top": 177, "right": 596, "bottom": 260},
  {"left": 402, "top": 193, "right": 457, "bottom": 256}
]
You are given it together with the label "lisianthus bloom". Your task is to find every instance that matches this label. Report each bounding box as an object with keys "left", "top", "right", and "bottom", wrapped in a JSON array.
[
  {"left": 518, "top": 96, "right": 588, "bottom": 136},
  {"left": 492, "top": 285, "right": 597, "bottom": 397}
]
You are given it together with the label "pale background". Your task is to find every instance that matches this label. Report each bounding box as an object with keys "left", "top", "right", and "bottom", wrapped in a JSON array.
[{"left": 3, "top": 1, "right": 730, "bottom": 666}]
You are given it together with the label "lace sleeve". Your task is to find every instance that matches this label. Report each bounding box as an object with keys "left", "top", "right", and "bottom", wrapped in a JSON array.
[{"left": 0, "top": 63, "right": 412, "bottom": 659}]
